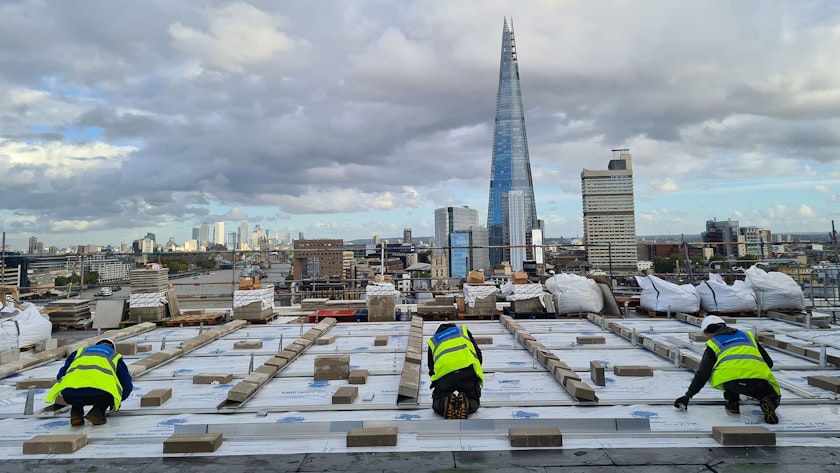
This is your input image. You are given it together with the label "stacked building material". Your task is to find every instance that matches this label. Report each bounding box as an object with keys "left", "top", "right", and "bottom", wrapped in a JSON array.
[
  {"left": 300, "top": 298, "right": 329, "bottom": 312},
  {"left": 45, "top": 299, "right": 93, "bottom": 329},
  {"left": 233, "top": 288, "right": 274, "bottom": 322},
  {"left": 366, "top": 283, "right": 399, "bottom": 322},
  {"left": 129, "top": 268, "right": 171, "bottom": 322}
]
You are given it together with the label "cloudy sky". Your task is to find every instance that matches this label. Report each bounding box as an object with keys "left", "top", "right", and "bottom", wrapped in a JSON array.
[{"left": 2, "top": 0, "right": 839, "bottom": 251}]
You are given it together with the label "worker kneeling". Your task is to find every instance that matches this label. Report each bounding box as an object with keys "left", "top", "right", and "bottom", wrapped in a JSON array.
[
  {"left": 46, "top": 338, "right": 133, "bottom": 426},
  {"left": 674, "top": 316, "right": 781, "bottom": 424},
  {"left": 427, "top": 323, "right": 484, "bottom": 419}
]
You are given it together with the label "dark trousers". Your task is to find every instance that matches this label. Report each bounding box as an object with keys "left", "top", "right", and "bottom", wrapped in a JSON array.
[
  {"left": 722, "top": 379, "right": 780, "bottom": 405},
  {"left": 431, "top": 368, "right": 481, "bottom": 416},
  {"left": 62, "top": 392, "right": 114, "bottom": 416}
]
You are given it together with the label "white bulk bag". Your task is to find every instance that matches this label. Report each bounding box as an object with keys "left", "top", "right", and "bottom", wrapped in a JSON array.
[
  {"left": 696, "top": 273, "right": 757, "bottom": 313},
  {"left": 547, "top": 273, "right": 604, "bottom": 315},
  {"left": 0, "top": 302, "right": 53, "bottom": 349},
  {"left": 635, "top": 274, "right": 700, "bottom": 314},
  {"left": 744, "top": 266, "right": 806, "bottom": 311}
]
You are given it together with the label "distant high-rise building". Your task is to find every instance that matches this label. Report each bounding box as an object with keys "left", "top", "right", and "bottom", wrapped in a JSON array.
[
  {"left": 703, "top": 219, "right": 743, "bottom": 259},
  {"left": 238, "top": 220, "right": 249, "bottom": 250},
  {"left": 199, "top": 223, "right": 210, "bottom": 247},
  {"left": 293, "top": 239, "right": 344, "bottom": 280},
  {"left": 192, "top": 227, "right": 200, "bottom": 241},
  {"left": 282, "top": 233, "right": 291, "bottom": 246},
  {"left": 226, "top": 231, "right": 236, "bottom": 249},
  {"left": 214, "top": 222, "right": 225, "bottom": 245},
  {"left": 740, "top": 226, "right": 772, "bottom": 259},
  {"left": 434, "top": 206, "right": 490, "bottom": 278},
  {"left": 507, "top": 191, "right": 526, "bottom": 272},
  {"left": 487, "top": 18, "right": 539, "bottom": 269},
  {"left": 581, "top": 149, "right": 638, "bottom": 274},
  {"left": 28, "top": 236, "right": 38, "bottom": 255},
  {"left": 403, "top": 228, "right": 412, "bottom": 245}
]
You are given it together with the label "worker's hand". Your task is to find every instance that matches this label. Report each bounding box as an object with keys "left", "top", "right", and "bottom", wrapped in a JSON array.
[{"left": 674, "top": 395, "right": 690, "bottom": 410}]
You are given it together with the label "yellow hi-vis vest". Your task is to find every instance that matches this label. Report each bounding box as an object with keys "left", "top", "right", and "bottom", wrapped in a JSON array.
[
  {"left": 707, "top": 330, "right": 780, "bottom": 396},
  {"left": 45, "top": 346, "right": 126, "bottom": 411},
  {"left": 427, "top": 325, "right": 484, "bottom": 385}
]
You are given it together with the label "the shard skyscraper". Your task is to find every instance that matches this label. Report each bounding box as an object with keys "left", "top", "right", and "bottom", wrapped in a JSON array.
[{"left": 487, "top": 18, "right": 539, "bottom": 269}]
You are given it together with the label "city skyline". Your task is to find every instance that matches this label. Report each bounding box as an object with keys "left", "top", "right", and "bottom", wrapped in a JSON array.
[{"left": 1, "top": 2, "right": 839, "bottom": 251}]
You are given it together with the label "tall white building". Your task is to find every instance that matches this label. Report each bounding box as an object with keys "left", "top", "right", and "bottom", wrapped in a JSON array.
[
  {"left": 507, "top": 191, "right": 526, "bottom": 272},
  {"left": 434, "top": 206, "right": 490, "bottom": 278},
  {"left": 213, "top": 221, "right": 225, "bottom": 245},
  {"left": 581, "top": 149, "right": 638, "bottom": 274}
]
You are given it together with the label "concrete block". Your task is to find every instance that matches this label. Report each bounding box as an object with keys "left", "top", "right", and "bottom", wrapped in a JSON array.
[
  {"left": 163, "top": 433, "right": 223, "bottom": 453},
  {"left": 712, "top": 426, "right": 776, "bottom": 446},
  {"left": 680, "top": 354, "right": 701, "bottom": 371},
  {"left": 254, "top": 364, "right": 279, "bottom": 377},
  {"left": 472, "top": 336, "right": 493, "bottom": 345},
  {"left": 807, "top": 375, "right": 840, "bottom": 393},
  {"left": 293, "top": 338, "right": 312, "bottom": 349},
  {"left": 226, "top": 381, "right": 259, "bottom": 402},
  {"left": 141, "top": 388, "right": 173, "bottom": 407},
  {"left": 115, "top": 342, "right": 137, "bottom": 355},
  {"left": 23, "top": 434, "right": 87, "bottom": 454},
  {"left": 15, "top": 378, "right": 55, "bottom": 390},
  {"left": 314, "top": 354, "right": 350, "bottom": 366},
  {"left": 276, "top": 349, "right": 298, "bottom": 361},
  {"left": 547, "top": 359, "right": 572, "bottom": 375},
  {"left": 509, "top": 428, "right": 563, "bottom": 447},
  {"left": 577, "top": 335, "right": 606, "bottom": 345},
  {"left": 554, "top": 369, "right": 581, "bottom": 385},
  {"left": 243, "top": 371, "right": 271, "bottom": 386},
  {"left": 689, "top": 332, "right": 706, "bottom": 342},
  {"left": 314, "top": 365, "right": 350, "bottom": 381},
  {"left": 264, "top": 356, "right": 288, "bottom": 369},
  {"left": 0, "top": 349, "right": 20, "bottom": 364},
  {"left": 367, "top": 294, "right": 396, "bottom": 322},
  {"left": 348, "top": 369, "right": 369, "bottom": 384},
  {"left": 136, "top": 343, "right": 153, "bottom": 353},
  {"left": 374, "top": 336, "right": 389, "bottom": 346},
  {"left": 192, "top": 373, "right": 234, "bottom": 384},
  {"left": 346, "top": 426, "right": 397, "bottom": 447},
  {"left": 316, "top": 335, "right": 336, "bottom": 345},
  {"left": 614, "top": 365, "right": 654, "bottom": 377},
  {"left": 332, "top": 385, "right": 359, "bottom": 404},
  {"left": 285, "top": 342, "right": 305, "bottom": 354},
  {"left": 590, "top": 360, "right": 606, "bottom": 386},
  {"left": 128, "top": 364, "right": 145, "bottom": 376},
  {"left": 565, "top": 379, "right": 598, "bottom": 401},
  {"left": 233, "top": 340, "right": 263, "bottom": 350}
]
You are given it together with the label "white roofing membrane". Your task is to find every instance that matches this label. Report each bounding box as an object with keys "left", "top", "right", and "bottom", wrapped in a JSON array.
[{"left": 2, "top": 312, "right": 840, "bottom": 459}]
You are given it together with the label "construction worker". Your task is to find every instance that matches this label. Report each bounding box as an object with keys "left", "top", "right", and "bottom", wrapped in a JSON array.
[
  {"left": 427, "top": 323, "right": 484, "bottom": 419},
  {"left": 46, "top": 338, "right": 133, "bottom": 426},
  {"left": 674, "top": 315, "right": 780, "bottom": 423}
]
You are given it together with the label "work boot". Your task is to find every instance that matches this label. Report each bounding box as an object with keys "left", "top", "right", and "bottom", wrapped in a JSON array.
[
  {"left": 759, "top": 396, "right": 779, "bottom": 424},
  {"left": 84, "top": 406, "right": 107, "bottom": 425},
  {"left": 70, "top": 406, "right": 84, "bottom": 427},
  {"left": 443, "top": 393, "right": 460, "bottom": 420},
  {"left": 456, "top": 393, "right": 469, "bottom": 419},
  {"left": 724, "top": 400, "right": 740, "bottom": 414}
]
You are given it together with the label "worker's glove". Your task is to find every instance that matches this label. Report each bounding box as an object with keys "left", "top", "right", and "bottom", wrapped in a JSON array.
[{"left": 674, "top": 395, "right": 690, "bottom": 410}]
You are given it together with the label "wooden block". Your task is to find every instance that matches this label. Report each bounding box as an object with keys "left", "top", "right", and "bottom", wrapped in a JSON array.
[
  {"left": 565, "top": 378, "right": 597, "bottom": 401},
  {"left": 348, "top": 369, "right": 369, "bottom": 384},
  {"left": 0, "top": 349, "right": 20, "bottom": 364},
  {"left": 192, "top": 373, "right": 234, "bottom": 384},
  {"left": 554, "top": 368, "right": 581, "bottom": 385},
  {"left": 23, "top": 434, "right": 87, "bottom": 454},
  {"left": 141, "top": 388, "right": 173, "bottom": 407},
  {"left": 115, "top": 342, "right": 137, "bottom": 355},
  {"left": 577, "top": 335, "right": 606, "bottom": 345},
  {"left": 163, "top": 433, "right": 223, "bottom": 453},
  {"left": 590, "top": 360, "right": 605, "bottom": 386},
  {"left": 509, "top": 427, "right": 563, "bottom": 447},
  {"left": 226, "top": 381, "right": 258, "bottom": 402},
  {"left": 472, "top": 336, "right": 493, "bottom": 345},
  {"left": 332, "top": 385, "right": 359, "bottom": 404},
  {"left": 374, "top": 336, "right": 388, "bottom": 346},
  {"left": 346, "top": 427, "right": 397, "bottom": 447},
  {"left": 613, "top": 365, "right": 653, "bottom": 377},
  {"left": 316, "top": 335, "right": 336, "bottom": 345},
  {"left": 807, "top": 375, "right": 840, "bottom": 393},
  {"left": 233, "top": 340, "right": 263, "bottom": 349},
  {"left": 15, "top": 378, "right": 55, "bottom": 390},
  {"left": 712, "top": 426, "right": 776, "bottom": 446}
]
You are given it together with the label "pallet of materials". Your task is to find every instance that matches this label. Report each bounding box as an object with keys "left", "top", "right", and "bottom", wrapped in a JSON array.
[
  {"left": 167, "top": 311, "right": 226, "bottom": 326},
  {"left": 233, "top": 302, "right": 275, "bottom": 322},
  {"left": 129, "top": 268, "right": 170, "bottom": 293},
  {"left": 300, "top": 298, "right": 330, "bottom": 312},
  {"left": 45, "top": 299, "right": 93, "bottom": 329}
]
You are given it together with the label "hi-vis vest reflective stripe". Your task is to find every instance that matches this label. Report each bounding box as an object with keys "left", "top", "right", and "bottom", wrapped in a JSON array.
[
  {"left": 45, "top": 347, "right": 125, "bottom": 411},
  {"left": 427, "top": 326, "right": 484, "bottom": 385},
  {"left": 707, "top": 330, "right": 780, "bottom": 396}
]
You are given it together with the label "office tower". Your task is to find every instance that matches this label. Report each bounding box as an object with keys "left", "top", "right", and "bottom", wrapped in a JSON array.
[
  {"left": 403, "top": 228, "right": 412, "bottom": 245},
  {"left": 214, "top": 221, "right": 225, "bottom": 245},
  {"left": 28, "top": 236, "right": 38, "bottom": 255},
  {"left": 192, "top": 227, "right": 200, "bottom": 241},
  {"left": 507, "top": 191, "right": 526, "bottom": 272},
  {"left": 434, "top": 206, "right": 490, "bottom": 278},
  {"left": 293, "top": 239, "right": 344, "bottom": 280},
  {"left": 487, "top": 18, "right": 539, "bottom": 269},
  {"left": 238, "top": 220, "right": 249, "bottom": 249},
  {"left": 199, "top": 223, "right": 210, "bottom": 247},
  {"left": 703, "top": 219, "right": 745, "bottom": 258},
  {"left": 581, "top": 149, "right": 638, "bottom": 274},
  {"left": 226, "top": 231, "right": 237, "bottom": 249}
]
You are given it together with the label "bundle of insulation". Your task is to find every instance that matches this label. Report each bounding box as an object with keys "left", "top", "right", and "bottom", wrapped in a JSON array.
[
  {"left": 744, "top": 266, "right": 806, "bottom": 311},
  {"left": 695, "top": 273, "right": 757, "bottom": 313},
  {"left": 462, "top": 283, "right": 498, "bottom": 307},
  {"left": 500, "top": 282, "right": 544, "bottom": 301},
  {"left": 365, "top": 282, "right": 400, "bottom": 297},
  {"left": 545, "top": 273, "right": 604, "bottom": 315},
  {"left": 0, "top": 302, "right": 53, "bottom": 350},
  {"left": 635, "top": 274, "right": 700, "bottom": 314}
]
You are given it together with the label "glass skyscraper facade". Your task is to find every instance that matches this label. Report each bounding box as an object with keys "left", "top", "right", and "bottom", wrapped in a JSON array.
[{"left": 487, "top": 18, "right": 538, "bottom": 268}]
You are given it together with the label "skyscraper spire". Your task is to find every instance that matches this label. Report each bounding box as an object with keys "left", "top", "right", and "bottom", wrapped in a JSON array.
[{"left": 487, "top": 18, "right": 538, "bottom": 269}]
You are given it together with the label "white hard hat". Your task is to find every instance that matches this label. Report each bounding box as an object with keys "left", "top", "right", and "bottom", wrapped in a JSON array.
[
  {"left": 700, "top": 315, "right": 726, "bottom": 333},
  {"left": 96, "top": 338, "right": 116, "bottom": 349}
]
